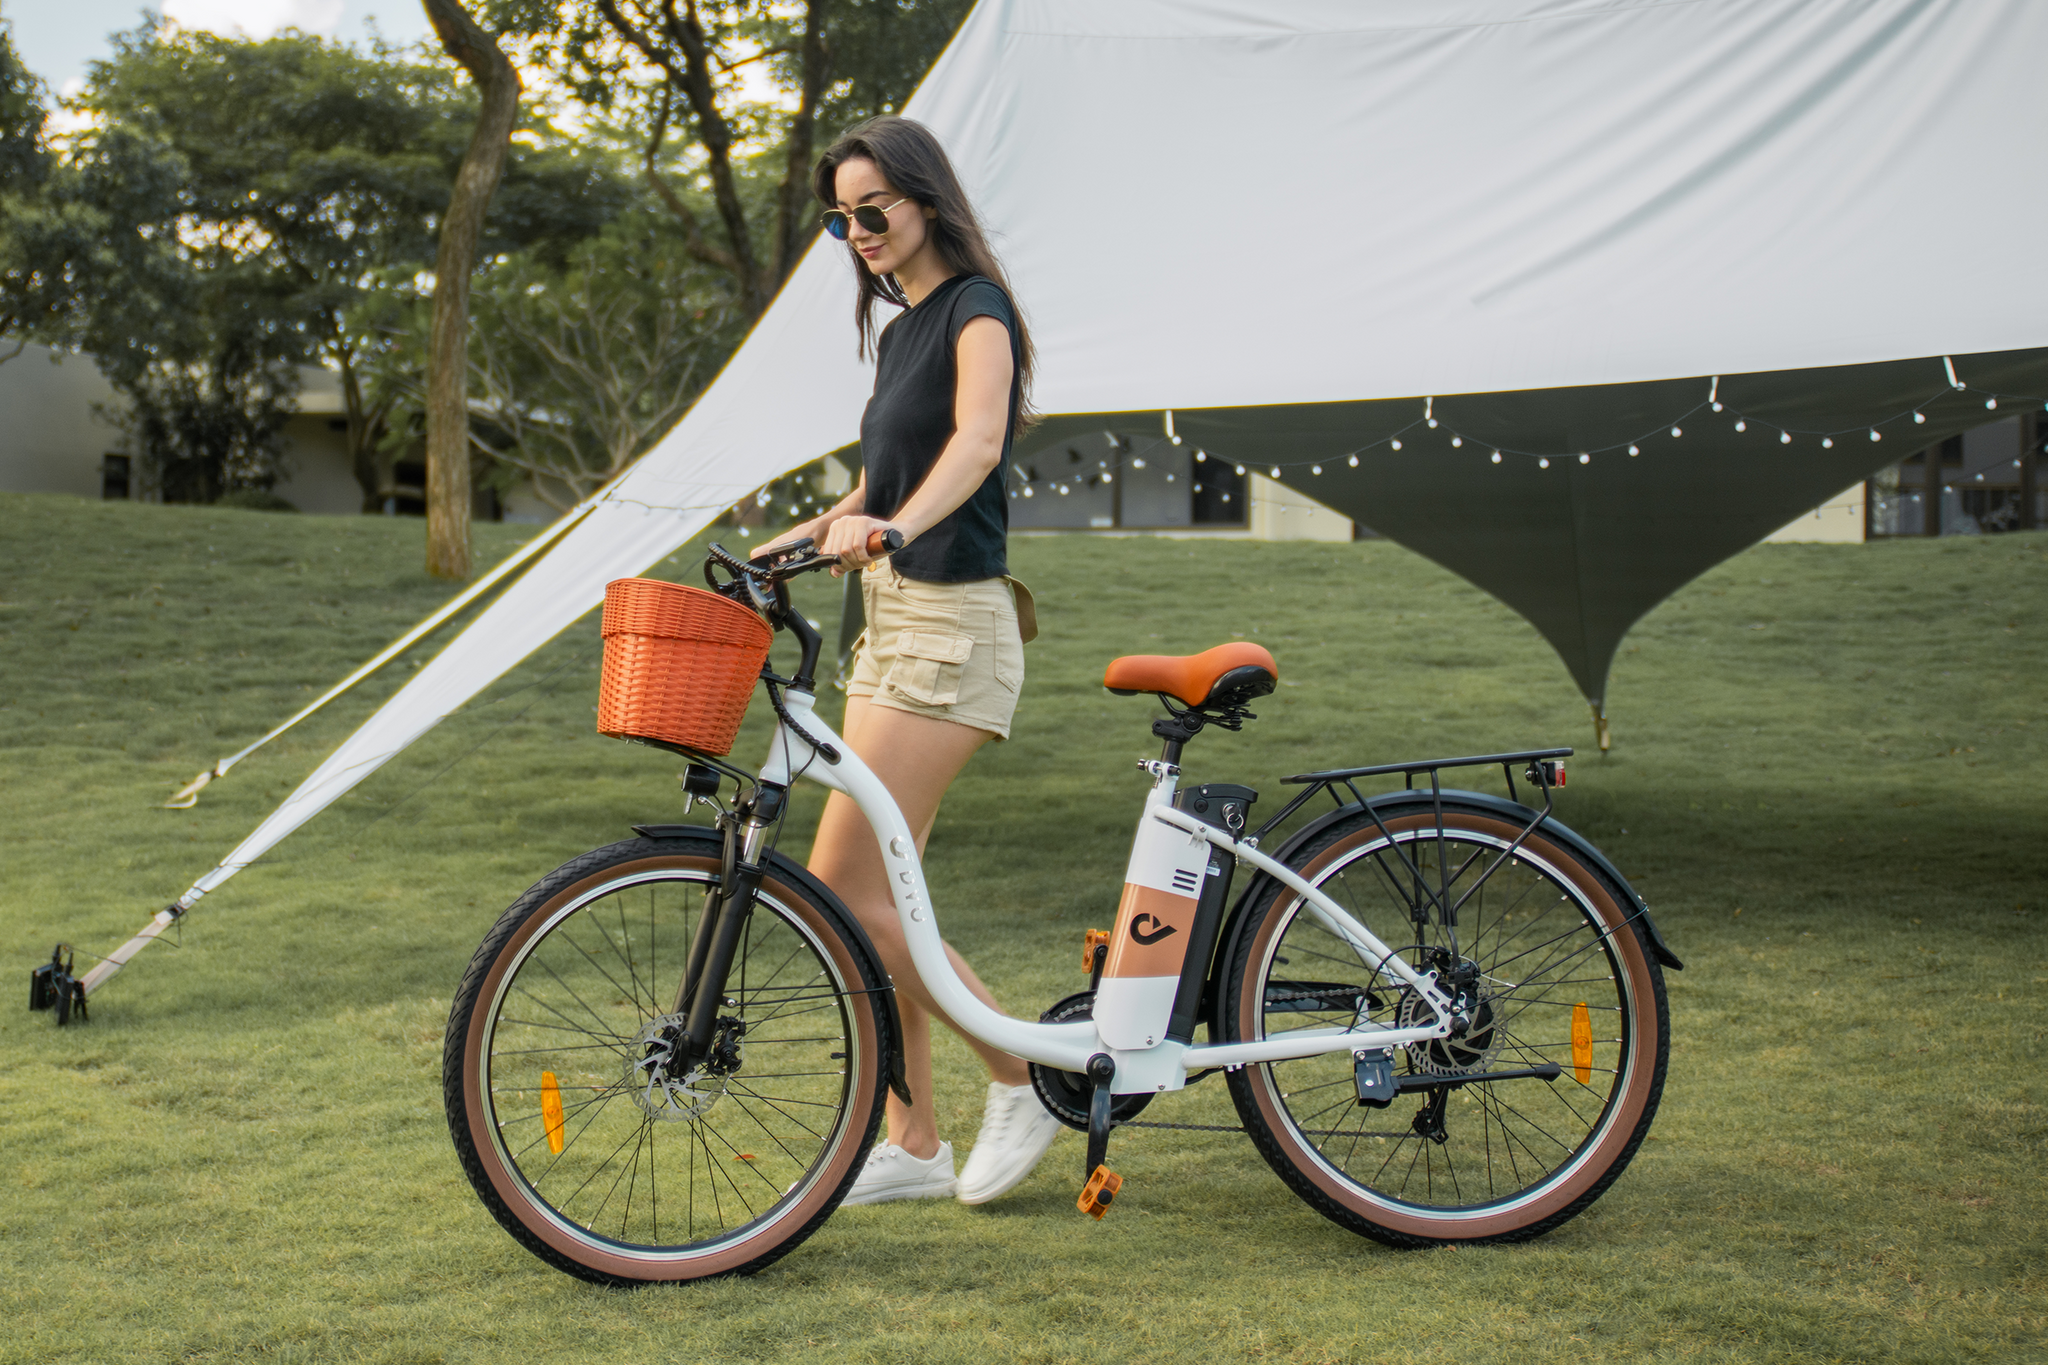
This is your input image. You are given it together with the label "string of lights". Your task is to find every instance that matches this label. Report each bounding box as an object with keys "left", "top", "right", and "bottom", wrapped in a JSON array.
[
  {"left": 609, "top": 358, "right": 2043, "bottom": 528},
  {"left": 999, "top": 358, "right": 2045, "bottom": 499}
]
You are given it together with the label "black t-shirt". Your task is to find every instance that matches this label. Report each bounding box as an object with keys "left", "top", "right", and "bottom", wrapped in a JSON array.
[{"left": 859, "top": 273, "right": 1018, "bottom": 583}]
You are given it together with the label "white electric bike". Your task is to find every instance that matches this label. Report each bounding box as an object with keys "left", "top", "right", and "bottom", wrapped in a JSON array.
[{"left": 443, "top": 537, "right": 1680, "bottom": 1285}]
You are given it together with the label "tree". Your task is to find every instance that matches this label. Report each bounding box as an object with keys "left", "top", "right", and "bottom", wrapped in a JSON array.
[
  {"left": 462, "top": 212, "right": 744, "bottom": 508},
  {"left": 423, "top": 0, "right": 523, "bottom": 580},
  {"left": 70, "top": 24, "right": 628, "bottom": 509},
  {"left": 505, "top": 0, "right": 973, "bottom": 318},
  {"left": 351, "top": 209, "right": 744, "bottom": 512},
  {"left": 0, "top": 23, "right": 107, "bottom": 364}
]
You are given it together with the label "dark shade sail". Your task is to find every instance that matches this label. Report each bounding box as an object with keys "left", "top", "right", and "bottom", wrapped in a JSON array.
[{"left": 1017, "top": 347, "right": 2048, "bottom": 716}]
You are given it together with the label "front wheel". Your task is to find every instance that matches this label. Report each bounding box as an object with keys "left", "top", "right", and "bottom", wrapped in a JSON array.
[
  {"left": 1221, "top": 804, "right": 1669, "bottom": 1246},
  {"left": 444, "top": 833, "right": 890, "bottom": 1285}
]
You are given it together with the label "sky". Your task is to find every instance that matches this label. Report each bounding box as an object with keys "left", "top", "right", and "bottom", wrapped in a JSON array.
[{"left": 8, "top": 0, "right": 434, "bottom": 98}]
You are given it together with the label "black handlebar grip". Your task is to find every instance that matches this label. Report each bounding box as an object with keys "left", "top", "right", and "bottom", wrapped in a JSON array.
[{"left": 867, "top": 528, "right": 905, "bottom": 556}]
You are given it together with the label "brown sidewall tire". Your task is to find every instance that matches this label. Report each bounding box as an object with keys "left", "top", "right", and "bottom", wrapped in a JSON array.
[
  {"left": 1227, "top": 811, "right": 1666, "bottom": 1245},
  {"left": 448, "top": 845, "right": 886, "bottom": 1284}
]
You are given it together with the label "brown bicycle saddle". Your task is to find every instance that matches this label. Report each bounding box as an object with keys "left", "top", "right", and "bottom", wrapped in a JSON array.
[{"left": 1102, "top": 641, "right": 1279, "bottom": 709}]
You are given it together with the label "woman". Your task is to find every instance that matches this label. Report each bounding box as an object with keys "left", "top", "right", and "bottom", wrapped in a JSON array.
[{"left": 755, "top": 116, "right": 1060, "bottom": 1206}]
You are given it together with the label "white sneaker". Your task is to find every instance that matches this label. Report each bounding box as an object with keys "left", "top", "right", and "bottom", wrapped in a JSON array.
[
  {"left": 956, "top": 1082, "right": 1064, "bottom": 1205},
  {"left": 840, "top": 1141, "right": 956, "bottom": 1206}
]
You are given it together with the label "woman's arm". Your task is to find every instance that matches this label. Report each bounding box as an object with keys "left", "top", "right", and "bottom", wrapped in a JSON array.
[{"left": 819, "top": 313, "right": 1013, "bottom": 568}]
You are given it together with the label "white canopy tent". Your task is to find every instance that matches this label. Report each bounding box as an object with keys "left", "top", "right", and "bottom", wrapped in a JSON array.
[{"left": 82, "top": 0, "right": 2048, "bottom": 995}]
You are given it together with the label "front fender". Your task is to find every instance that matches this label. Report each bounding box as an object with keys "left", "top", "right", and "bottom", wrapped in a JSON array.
[{"left": 630, "top": 823, "right": 914, "bottom": 1106}]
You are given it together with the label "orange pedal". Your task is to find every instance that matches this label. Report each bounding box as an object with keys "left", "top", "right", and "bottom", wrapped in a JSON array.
[
  {"left": 1083, "top": 929, "right": 1112, "bottom": 973},
  {"left": 1078, "top": 1165, "right": 1122, "bottom": 1219}
]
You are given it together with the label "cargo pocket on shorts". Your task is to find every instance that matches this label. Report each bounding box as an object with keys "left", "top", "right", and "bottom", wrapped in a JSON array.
[{"left": 887, "top": 629, "right": 973, "bottom": 707}]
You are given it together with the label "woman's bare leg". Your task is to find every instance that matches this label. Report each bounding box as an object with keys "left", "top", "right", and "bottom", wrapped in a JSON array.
[{"left": 807, "top": 694, "right": 1026, "bottom": 1158}]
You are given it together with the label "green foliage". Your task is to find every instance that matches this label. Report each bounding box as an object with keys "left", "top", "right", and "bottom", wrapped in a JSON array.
[
  {"left": 62, "top": 23, "right": 636, "bottom": 504},
  {"left": 355, "top": 208, "right": 748, "bottom": 511},
  {"left": 499, "top": 0, "right": 974, "bottom": 312},
  {"left": 2, "top": 495, "right": 2042, "bottom": 1362},
  {"left": 0, "top": 23, "right": 108, "bottom": 360}
]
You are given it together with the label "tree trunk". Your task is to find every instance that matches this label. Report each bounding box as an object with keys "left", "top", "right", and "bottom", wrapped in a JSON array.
[
  {"left": 337, "top": 351, "right": 390, "bottom": 513},
  {"left": 422, "top": 0, "right": 520, "bottom": 580}
]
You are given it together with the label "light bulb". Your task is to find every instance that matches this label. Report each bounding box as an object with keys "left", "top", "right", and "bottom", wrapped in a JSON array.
[
  {"left": 1427, "top": 418, "right": 1437, "bottom": 428},
  {"left": 1165, "top": 473, "right": 1175, "bottom": 482},
  {"left": 1712, "top": 402, "right": 1723, "bottom": 413},
  {"left": 1170, "top": 435, "right": 1183, "bottom": 445},
  {"left": 1347, "top": 454, "right": 1358, "bottom": 467},
  {"left": 1913, "top": 412, "right": 1926, "bottom": 423},
  {"left": 1538, "top": 457, "right": 1550, "bottom": 469},
  {"left": 1986, "top": 397, "right": 1998, "bottom": 410},
  {"left": 1821, "top": 437, "right": 1833, "bottom": 449},
  {"left": 1670, "top": 426, "right": 1682, "bottom": 438},
  {"left": 1235, "top": 464, "right": 1246, "bottom": 475},
  {"left": 1023, "top": 485, "right": 1033, "bottom": 497},
  {"left": 1869, "top": 429, "right": 1882, "bottom": 441},
  {"left": 1192, "top": 483, "right": 1202, "bottom": 493},
  {"left": 1270, "top": 466, "right": 1281, "bottom": 478},
  {"left": 1451, "top": 436, "right": 1463, "bottom": 448},
  {"left": 1735, "top": 420, "right": 1747, "bottom": 432},
  {"left": 1578, "top": 453, "right": 1590, "bottom": 464},
  {"left": 1490, "top": 452, "right": 1502, "bottom": 464},
  {"left": 1391, "top": 439, "right": 1402, "bottom": 451},
  {"left": 1132, "top": 457, "right": 1145, "bottom": 469},
  {"left": 1779, "top": 431, "right": 1791, "bottom": 444},
  {"left": 1195, "top": 450, "right": 1206, "bottom": 462},
  {"left": 1311, "top": 465, "right": 1322, "bottom": 475},
  {"left": 1628, "top": 444, "right": 1639, "bottom": 456}
]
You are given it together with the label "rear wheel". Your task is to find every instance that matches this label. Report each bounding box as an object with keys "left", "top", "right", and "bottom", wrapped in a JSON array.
[
  {"left": 1222, "top": 805, "right": 1668, "bottom": 1246},
  {"left": 444, "top": 833, "right": 889, "bottom": 1284}
]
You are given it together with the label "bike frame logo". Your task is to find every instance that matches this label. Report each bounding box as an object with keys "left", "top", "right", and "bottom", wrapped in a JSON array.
[{"left": 1129, "top": 913, "right": 1177, "bottom": 945}]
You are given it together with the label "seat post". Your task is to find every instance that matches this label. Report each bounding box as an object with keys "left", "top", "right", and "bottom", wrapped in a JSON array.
[{"left": 1151, "top": 710, "right": 1205, "bottom": 766}]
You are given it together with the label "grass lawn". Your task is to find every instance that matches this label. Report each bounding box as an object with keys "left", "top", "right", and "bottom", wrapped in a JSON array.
[{"left": 1, "top": 490, "right": 2043, "bottom": 1364}]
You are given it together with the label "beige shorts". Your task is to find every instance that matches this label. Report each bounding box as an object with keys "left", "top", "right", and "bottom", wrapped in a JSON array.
[{"left": 847, "top": 564, "right": 1031, "bottom": 739}]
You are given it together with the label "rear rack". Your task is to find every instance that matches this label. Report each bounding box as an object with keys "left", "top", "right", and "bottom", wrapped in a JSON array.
[{"left": 1247, "top": 747, "right": 1574, "bottom": 949}]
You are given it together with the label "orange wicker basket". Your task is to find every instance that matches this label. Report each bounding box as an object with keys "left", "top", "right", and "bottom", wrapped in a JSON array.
[{"left": 597, "top": 578, "right": 772, "bottom": 756}]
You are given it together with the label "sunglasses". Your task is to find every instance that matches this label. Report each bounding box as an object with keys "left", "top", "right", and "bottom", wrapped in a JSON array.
[{"left": 821, "top": 197, "right": 910, "bottom": 241}]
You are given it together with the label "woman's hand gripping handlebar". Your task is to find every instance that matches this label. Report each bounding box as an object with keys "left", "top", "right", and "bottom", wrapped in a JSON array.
[{"left": 703, "top": 528, "right": 902, "bottom": 693}]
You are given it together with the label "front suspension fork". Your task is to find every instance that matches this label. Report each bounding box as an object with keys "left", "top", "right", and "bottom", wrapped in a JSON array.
[{"left": 672, "top": 787, "right": 783, "bottom": 1067}]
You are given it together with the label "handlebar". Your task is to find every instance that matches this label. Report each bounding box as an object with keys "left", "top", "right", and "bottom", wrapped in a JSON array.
[
  {"left": 700, "top": 528, "right": 904, "bottom": 695},
  {"left": 706, "top": 527, "right": 902, "bottom": 587}
]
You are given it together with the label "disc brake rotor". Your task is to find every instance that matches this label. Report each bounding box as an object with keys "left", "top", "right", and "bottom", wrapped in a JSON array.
[
  {"left": 625, "top": 1013, "right": 734, "bottom": 1121},
  {"left": 1394, "top": 964, "right": 1503, "bottom": 1078}
]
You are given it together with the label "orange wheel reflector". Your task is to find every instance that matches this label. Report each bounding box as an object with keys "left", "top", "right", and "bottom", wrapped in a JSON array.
[
  {"left": 541, "top": 1070, "right": 566, "bottom": 1155},
  {"left": 1570, "top": 1002, "right": 1593, "bottom": 1085}
]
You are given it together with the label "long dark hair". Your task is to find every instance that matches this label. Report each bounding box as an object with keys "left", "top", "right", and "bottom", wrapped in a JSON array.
[{"left": 814, "top": 115, "right": 1036, "bottom": 430}]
